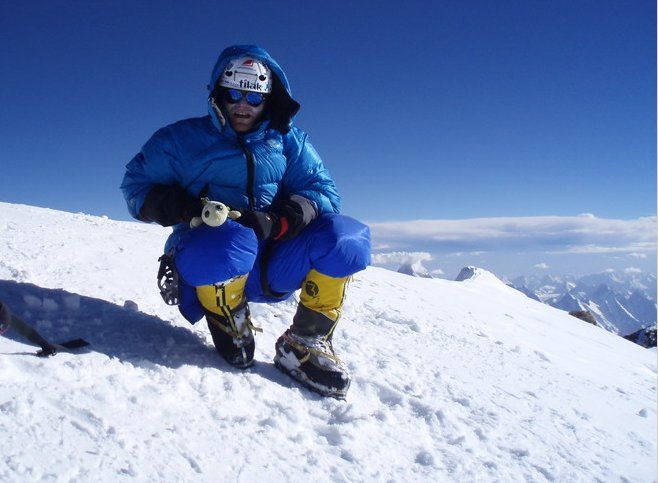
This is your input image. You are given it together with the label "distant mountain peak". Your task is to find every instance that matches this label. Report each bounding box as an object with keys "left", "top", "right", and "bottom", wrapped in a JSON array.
[
  {"left": 397, "top": 260, "right": 432, "bottom": 278},
  {"left": 455, "top": 266, "right": 500, "bottom": 283}
]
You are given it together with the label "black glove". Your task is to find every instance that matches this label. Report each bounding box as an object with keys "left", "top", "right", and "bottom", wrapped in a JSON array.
[
  {"left": 139, "top": 184, "right": 202, "bottom": 227},
  {"left": 271, "top": 194, "right": 317, "bottom": 241},
  {"left": 237, "top": 195, "right": 317, "bottom": 242},
  {"left": 236, "top": 210, "right": 280, "bottom": 241}
]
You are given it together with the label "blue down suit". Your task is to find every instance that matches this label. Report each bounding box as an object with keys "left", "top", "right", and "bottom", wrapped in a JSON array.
[{"left": 121, "top": 45, "right": 371, "bottom": 323}]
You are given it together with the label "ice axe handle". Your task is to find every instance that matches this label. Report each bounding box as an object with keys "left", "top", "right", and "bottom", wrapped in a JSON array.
[
  {"left": 0, "top": 302, "right": 10, "bottom": 334},
  {"left": 0, "top": 301, "right": 57, "bottom": 354}
]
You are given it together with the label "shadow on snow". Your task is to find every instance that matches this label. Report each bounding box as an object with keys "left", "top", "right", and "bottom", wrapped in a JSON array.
[{"left": 0, "top": 279, "right": 299, "bottom": 394}]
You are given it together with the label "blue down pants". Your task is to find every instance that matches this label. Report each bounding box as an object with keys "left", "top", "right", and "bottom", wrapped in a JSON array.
[{"left": 173, "top": 213, "right": 371, "bottom": 323}]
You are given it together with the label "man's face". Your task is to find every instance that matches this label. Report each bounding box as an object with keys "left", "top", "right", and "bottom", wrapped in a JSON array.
[{"left": 222, "top": 90, "right": 266, "bottom": 133}]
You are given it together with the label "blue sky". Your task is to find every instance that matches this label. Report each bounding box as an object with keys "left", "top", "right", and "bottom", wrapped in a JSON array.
[{"left": 0, "top": 1, "right": 655, "bottom": 277}]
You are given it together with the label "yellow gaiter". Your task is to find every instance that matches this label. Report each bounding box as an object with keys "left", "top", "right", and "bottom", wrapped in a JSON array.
[
  {"left": 196, "top": 275, "right": 248, "bottom": 314},
  {"left": 295, "top": 269, "right": 350, "bottom": 338}
]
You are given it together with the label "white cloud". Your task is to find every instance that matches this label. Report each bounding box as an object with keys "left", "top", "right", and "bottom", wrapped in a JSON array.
[
  {"left": 447, "top": 251, "right": 485, "bottom": 258},
  {"left": 371, "top": 242, "right": 393, "bottom": 250},
  {"left": 548, "top": 242, "right": 656, "bottom": 255},
  {"left": 367, "top": 215, "right": 657, "bottom": 256},
  {"left": 371, "top": 251, "right": 435, "bottom": 277},
  {"left": 371, "top": 251, "right": 432, "bottom": 266},
  {"left": 624, "top": 267, "right": 643, "bottom": 274},
  {"left": 431, "top": 268, "right": 445, "bottom": 276},
  {"left": 534, "top": 263, "right": 549, "bottom": 269},
  {"left": 629, "top": 252, "right": 647, "bottom": 259}
]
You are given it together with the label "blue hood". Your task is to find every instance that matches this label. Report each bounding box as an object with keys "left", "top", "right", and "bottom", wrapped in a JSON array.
[{"left": 208, "top": 45, "right": 300, "bottom": 134}]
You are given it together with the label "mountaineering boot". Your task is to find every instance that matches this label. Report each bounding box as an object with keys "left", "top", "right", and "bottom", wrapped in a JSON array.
[
  {"left": 274, "top": 325, "right": 350, "bottom": 398},
  {"left": 196, "top": 275, "right": 260, "bottom": 368},
  {"left": 206, "top": 302, "right": 255, "bottom": 368},
  {"left": 273, "top": 269, "right": 351, "bottom": 398}
]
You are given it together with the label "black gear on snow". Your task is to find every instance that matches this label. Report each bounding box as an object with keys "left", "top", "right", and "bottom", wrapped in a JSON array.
[
  {"left": 157, "top": 254, "right": 180, "bottom": 305},
  {"left": 0, "top": 301, "right": 10, "bottom": 335},
  {"left": 0, "top": 301, "right": 89, "bottom": 356}
]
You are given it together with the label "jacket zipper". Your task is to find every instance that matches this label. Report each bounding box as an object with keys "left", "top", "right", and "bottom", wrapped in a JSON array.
[{"left": 238, "top": 139, "right": 256, "bottom": 210}]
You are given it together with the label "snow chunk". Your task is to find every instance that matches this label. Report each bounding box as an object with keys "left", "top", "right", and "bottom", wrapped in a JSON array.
[
  {"left": 23, "top": 294, "right": 41, "bottom": 308},
  {"left": 123, "top": 300, "right": 139, "bottom": 312},
  {"left": 63, "top": 294, "right": 81, "bottom": 311},
  {"left": 43, "top": 298, "right": 58, "bottom": 311}
]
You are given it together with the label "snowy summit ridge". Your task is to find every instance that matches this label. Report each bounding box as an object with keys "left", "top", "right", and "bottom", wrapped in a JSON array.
[
  {"left": 455, "top": 265, "right": 502, "bottom": 284},
  {"left": 0, "top": 202, "right": 656, "bottom": 482}
]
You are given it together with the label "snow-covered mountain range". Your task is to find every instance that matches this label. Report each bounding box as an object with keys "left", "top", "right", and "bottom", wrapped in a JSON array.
[
  {"left": 394, "top": 259, "right": 656, "bottom": 343},
  {"left": 0, "top": 202, "right": 656, "bottom": 481},
  {"left": 510, "top": 273, "right": 657, "bottom": 336}
]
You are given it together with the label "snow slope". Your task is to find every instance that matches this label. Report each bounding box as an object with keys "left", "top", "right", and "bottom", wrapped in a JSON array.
[{"left": 0, "top": 202, "right": 656, "bottom": 482}]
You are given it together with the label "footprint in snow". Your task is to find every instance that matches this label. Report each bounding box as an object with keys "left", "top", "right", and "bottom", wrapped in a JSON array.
[
  {"left": 507, "top": 447, "right": 530, "bottom": 458},
  {"left": 316, "top": 425, "right": 344, "bottom": 446},
  {"left": 415, "top": 450, "right": 435, "bottom": 466},
  {"left": 408, "top": 399, "right": 437, "bottom": 424},
  {"left": 376, "top": 384, "right": 404, "bottom": 407},
  {"left": 340, "top": 449, "right": 355, "bottom": 462},
  {"left": 451, "top": 396, "right": 471, "bottom": 408},
  {"left": 534, "top": 350, "right": 551, "bottom": 363}
]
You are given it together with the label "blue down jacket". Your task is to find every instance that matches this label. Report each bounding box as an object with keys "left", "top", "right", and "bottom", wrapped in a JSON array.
[{"left": 121, "top": 45, "right": 340, "bottom": 252}]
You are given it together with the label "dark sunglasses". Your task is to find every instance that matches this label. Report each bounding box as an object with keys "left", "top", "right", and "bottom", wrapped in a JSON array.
[{"left": 223, "top": 89, "right": 267, "bottom": 107}]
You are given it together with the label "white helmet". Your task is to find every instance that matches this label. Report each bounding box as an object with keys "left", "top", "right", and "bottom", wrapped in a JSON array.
[{"left": 219, "top": 56, "right": 272, "bottom": 94}]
